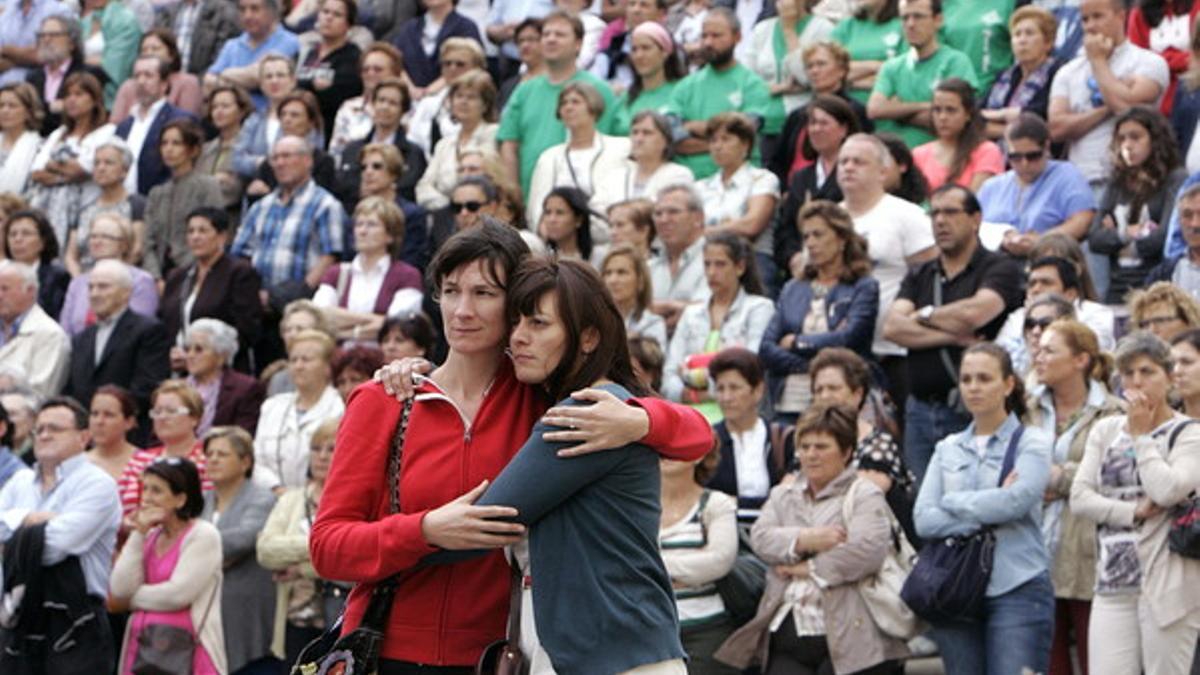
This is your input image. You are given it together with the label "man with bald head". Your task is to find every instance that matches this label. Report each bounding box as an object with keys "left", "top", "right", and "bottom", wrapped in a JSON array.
[
  {"left": 231, "top": 135, "right": 345, "bottom": 292},
  {"left": 64, "top": 259, "right": 170, "bottom": 427},
  {"left": 0, "top": 260, "right": 70, "bottom": 397}
]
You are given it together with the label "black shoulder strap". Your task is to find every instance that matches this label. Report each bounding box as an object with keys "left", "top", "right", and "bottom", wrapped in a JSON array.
[
  {"left": 768, "top": 422, "right": 793, "bottom": 476},
  {"left": 997, "top": 425, "right": 1025, "bottom": 487},
  {"left": 1167, "top": 419, "right": 1199, "bottom": 454}
]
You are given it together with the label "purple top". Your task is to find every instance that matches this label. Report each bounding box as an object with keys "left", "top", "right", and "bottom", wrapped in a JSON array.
[{"left": 59, "top": 264, "right": 161, "bottom": 336}]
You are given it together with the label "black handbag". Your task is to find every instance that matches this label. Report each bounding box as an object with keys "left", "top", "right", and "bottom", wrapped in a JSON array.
[
  {"left": 475, "top": 560, "right": 528, "bottom": 675},
  {"left": 900, "top": 426, "right": 1024, "bottom": 623},
  {"left": 132, "top": 573, "right": 218, "bottom": 675},
  {"left": 1166, "top": 421, "right": 1200, "bottom": 559},
  {"left": 291, "top": 398, "right": 413, "bottom": 675}
]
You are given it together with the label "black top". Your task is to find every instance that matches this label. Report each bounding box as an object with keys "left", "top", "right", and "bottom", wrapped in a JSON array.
[
  {"left": 772, "top": 161, "right": 844, "bottom": 273},
  {"left": 297, "top": 41, "right": 363, "bottom": 150},
  {"left": 896, "top": 243, "right": 1024, "bottom": 399}
]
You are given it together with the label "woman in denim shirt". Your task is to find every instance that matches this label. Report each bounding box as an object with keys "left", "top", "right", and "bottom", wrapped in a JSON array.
[
  {"left": 914, "top": 343, "right": 1054, "bottom": 675},
  {"left": 758, "top": 200, "right": 878, "bottom": 423}
]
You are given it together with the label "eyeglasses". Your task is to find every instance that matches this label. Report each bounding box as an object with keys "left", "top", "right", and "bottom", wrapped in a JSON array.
[
  {"left": 1139, "top": 315, "right": 1182, "bottom": 329},
  {"left": 360, "top": 161, "right": 386, "bottom": 171},
  {"left": 1024, "top": 316, "right": 1055, "bottom": 332},
  {"left": 34, "top": 423, "right": 74, "bottom": 436},
  {"left": 35, "top": 30, "right": 67, "bottom": 40},
  {"left": 451, "top": 200, "right": 484, "bottom": 213},
  {"left": 149, "top": 406, "right": 192, "bottom": 419},
  {"left": 152, "top": 456, "right": 185, "bottom": 466},
  {"left": 1008, "top": 150, "right": 1045, "bottom": 164}
]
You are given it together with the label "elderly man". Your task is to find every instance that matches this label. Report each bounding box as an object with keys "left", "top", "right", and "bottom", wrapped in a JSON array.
[
  {"left": 648, "top": 184, "right": 710, "bottom": 330},
  {"left": 115, "top": 56, "right": 197, "bottom": 195},
  {"left": 204, "top": 0, "right": 299, "bottom": 111},
  {"left": 0, "top": 261, "right": 69, "bottom": 398},
  {"left": 1150, "top": 183, "right": 1200, "bottom": 301},
  {"left": 0, "top": 0, "right": 71, "bottom": 86},
  {"left": 63, "top": 260, "right": 169, "bottom": 426},
  {"left": 25, "top": 15, "right": 106, "bottom": 134},
  {"left": 231, "top": 135, "right": 345, "bottom": 292},
  {"left": 0, "top": 397, "right": 121, "bottom": 672}
]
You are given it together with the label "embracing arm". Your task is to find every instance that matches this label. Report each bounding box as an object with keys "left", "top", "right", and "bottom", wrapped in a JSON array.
[
  {"left": 1134, "top": 423, "right": 1200, "bottom": 507},
  {"left": 940, "top": 428, "right": 1052, "bottom": 524}
]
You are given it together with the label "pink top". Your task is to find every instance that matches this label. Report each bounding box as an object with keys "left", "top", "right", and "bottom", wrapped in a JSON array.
[
  {"left": 122, "top": 524, "right": 219, "bottom": 675},
  {"left": 109, "top": 72, "right": 204, "bottom": 125},
  {"left": 912, "top": 140, "right": 1005, "bottom": 191}
]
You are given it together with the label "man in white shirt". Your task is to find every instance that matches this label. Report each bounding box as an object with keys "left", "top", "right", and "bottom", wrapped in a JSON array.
[
  {"left": 837, "top": 133, "right": 936, "bottom": 406},
  {"left": 0, "top": 261, "right": 70, "bottom": 398},
  {"left": 649, "top": 184, "right": 710, "bottom": 331},
  {"left": 114, "top": 56, "right": 197, "bottom": 195}
]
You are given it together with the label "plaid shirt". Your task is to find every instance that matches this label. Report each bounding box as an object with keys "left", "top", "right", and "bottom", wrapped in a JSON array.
[
  {"left": 173, "top": 0, "right": 201, "bottom": 72},
  {"left": 231, "top": 179, "right": 345, "bottom": 287}
]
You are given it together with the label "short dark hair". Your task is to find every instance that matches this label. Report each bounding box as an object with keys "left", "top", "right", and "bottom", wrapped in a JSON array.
[
  {"left": 161, "top": 117, "right": 205, "bottom": 151},
  {"left": 38, "top": 396, "right": 89, "bottom": 430},
  {"left": 707, "top": 347, "right": 764, "bottom": 387},
  {"left": 808, "top": 347, "right": 871, "bottom": 407},
  {"left": 92, "top": 385, "right": 139, "bottom": 420},
  {"left": 794, "top": 403, "right": 859, "bottom": 458},
  {"left": 1007, "top": 112, "right": 1051, "bottom": 147},
  {"left": 140, "top": 28, "right": 183, "bottom": 73},
  {"left": 962, "top": 343, "right": 1027, "bottom": 418},
  {"left": 332, "top": 345, "right": 385, "bottom": 382},
  {"left": 801, "top": 95, "right": 860, "bottom": 161},
  {"left": 427, "top": 220, "right": 530, "bottom": 298},
  {"left": 321, "top": 0, "right": 358, "bottom": 26},
  {"left": 136, "top": 55, "right": 172, "bottom": 81},
  {"left": 542, "top": 9, "right": 585, "bottom": 40},
  {"left": 543, "top": 186, "right": 594, "bottom": 261},
  {"left": 143, "top": 457, "right": 206, "bottom": 519},
  {"left": 378, "top": 312, "right": 436, "bottom": 354},
  {"left": 186, "top": 206, "right": 231, "bottom": 233},
  {"left": 930, "top": 183, "right": 981, "bottom": 215},
  {"left": 1030, "top": 256, "right": 1080, "bottom": 293}
]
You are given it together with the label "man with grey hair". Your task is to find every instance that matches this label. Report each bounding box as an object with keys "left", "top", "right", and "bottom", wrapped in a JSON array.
[
  {"left": 25, "top": 14, "right": 106, "bottom": 135},
  {"left": 231, "top": 135, "right": 345, "bottom": 291},
  {"left": 0, "top": 260, "right": 69, "bottom": 397},
  {"left": 1150, "top": 182, "right": 1200, "bottom": 301},
  {"left": 204, "top": 0, "right": 299, "bottom": 111},
  {"left": 64, "top": 259, "right": 169, "bottom": 430},
  {"left": 837, "top": 132, "right": 936, "bottom": 409},
  {"left": 649, "top": 184, "right": 709, "bottom": 330},
  {"left": 0, "top": 0, "right": 71, "bottom": 86}
]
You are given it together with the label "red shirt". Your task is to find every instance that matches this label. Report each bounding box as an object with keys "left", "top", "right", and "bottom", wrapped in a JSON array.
[{"left": 117, "top": 442, "right": 212, "bottom": 519}]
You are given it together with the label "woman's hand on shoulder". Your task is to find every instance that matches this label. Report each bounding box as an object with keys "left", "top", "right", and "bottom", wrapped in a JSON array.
[
  {"left": 541, "top": 388, "right": 649, "bottom": 457},
  {"left": 375, "top": 357, "right": 434, "bottom": 401}
]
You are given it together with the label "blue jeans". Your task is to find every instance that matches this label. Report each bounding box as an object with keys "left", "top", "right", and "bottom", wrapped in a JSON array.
[
  {"left": 903, "top": 395, "right": 971, "bottom": 487},
  {"left": 932, "top": 571, "right": 1055, "bottom": 675}
]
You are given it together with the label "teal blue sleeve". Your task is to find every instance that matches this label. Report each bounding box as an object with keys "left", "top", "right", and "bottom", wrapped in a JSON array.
[{"left": 497, "top": 82, "right": 525, "bottom": 142}]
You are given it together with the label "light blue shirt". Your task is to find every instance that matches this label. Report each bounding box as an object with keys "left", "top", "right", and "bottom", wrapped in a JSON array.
[
  {"left": 0, "top": 0, "right": 73, "bottom": 85},
  {"left": 207, "top": 24, "right": 300, "bottom": 111},
  {"left": 914, "top": 413, "right": 1052, "bottom": 597},
  {"left": 1163, "top": 171, "right": 1200, "bottom": 259},
  {"left": 0, "top": 453, "right": 121, "bottom": 598},
  {"left": 977, "top": 160, "right": 1095, "bottom": 234},
  {"left": 486, "top": 0, "right": 555, "bottom": 59}
]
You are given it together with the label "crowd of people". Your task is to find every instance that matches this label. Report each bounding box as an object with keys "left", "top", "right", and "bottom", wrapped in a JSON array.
[{"left": 0, "top": 0, "right": 1200, "bottom": 672}]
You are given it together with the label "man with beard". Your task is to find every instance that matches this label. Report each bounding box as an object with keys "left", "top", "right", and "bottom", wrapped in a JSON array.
[
  {"left": 883, "top": 184, "right": 1023, "bottom": 484},
  {"left": 25, "top": 15, "right": 107, "bottom": 135},
  {"left": 0, "top": 0, "right": 70, "bottom": 87},
  {"left": 499, "top": 9, "right": 617, "bottom": 198},
  {"left": 664, "top": 7, "right": 776, "bottom": 179}
]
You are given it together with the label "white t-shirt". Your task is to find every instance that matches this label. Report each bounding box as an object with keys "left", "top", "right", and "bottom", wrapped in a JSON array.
[{"left": 844, "top": 193, "right": 935, "bottom": 356}]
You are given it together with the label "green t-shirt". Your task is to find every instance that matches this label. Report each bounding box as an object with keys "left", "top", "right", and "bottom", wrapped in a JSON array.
[
  {"left": 872, "top": 45, "right": 979, "bottom": 148},
  {"left": 830, "top": 17, "right": 907, "bottom": 104},
  {"left": 665, "top": 63, "right": 776, "bottom": 179},
  {"left": 497, "top": 70, "right": 618, "bottom": 196},
  {"left": 612, "top": 80, "right": 678, "bottom": 136},
  {"left": 940, "top": 0, "right": 1014, "bottom": 93}
]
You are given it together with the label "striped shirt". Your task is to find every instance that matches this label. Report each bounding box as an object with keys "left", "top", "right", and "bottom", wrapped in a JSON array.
[
  {"left": 230, "top": 179, "right": 346, "bottom": 288},
  {"left": 116, "top": 444, "right": 213, "bottom": 519},
  {"left": 659, "top": 490, "right": 738, "bottom": 627}
]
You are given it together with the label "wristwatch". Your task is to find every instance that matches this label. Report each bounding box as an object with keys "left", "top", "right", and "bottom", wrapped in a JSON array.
[{"left": 917, "top": 305, "right": 935, "bottom": 326}]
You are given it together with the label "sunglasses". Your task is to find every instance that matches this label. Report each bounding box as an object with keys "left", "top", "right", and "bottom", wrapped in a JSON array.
[
  {"left": 1139, "top": 315, "right": 1181, "bottom": 330},
  {"left": 1024, "top": 316, "right": 1055, "bottom": 332},
  {"left": 1008, "top": 150, "right": 1045, "bottom": 164},
  {"left": 360, "top": 161, "right": 386, "bottom": 171},
  {"left": 451, "top": 200, "right": 484, "bottom": 213}
]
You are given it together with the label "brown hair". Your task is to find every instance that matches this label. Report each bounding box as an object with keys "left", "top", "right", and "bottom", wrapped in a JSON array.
[
  {"left": 600, "top": 243, "right": 653, "bottom": 317},
  {"left": 707, "top": 346, "right": 764, "bottom": 388},
  {"left": 203, "top": 425, "right": 255, "bottom": 477},
  {"left": 706, "top": 112, "right": 757, "bottom": 160},
  {"left": 794, "top": 403, "right": 859, "bottom": 459},
  {"left": 628, "top": 334, "right": 664, "bottom": 392},
  {"left": 934, "top": 78, "right": 986, "bottom": 186},
  {"left": 557, "top": 81, "right": 606, "bottom": 120},
  {"left": 62, "top": 72, "right": 106, "bottom": 132},
  {"left": 1129, "top": 281, "right": 1200, "bottom": 328},
  {"left": 801, "top": 94, "right": 860, "bottom": 161},
  {"left": 372, "top": 77, "right": 411, "bottom": 114},
  {"left": 353, "top": 195, "right": 407, "bottom": 258},
  {"left": 1009, "top": 5, "right": 1057, "bottom": 44},
  {"left": 278, "top": 89, "right": 325, "bottom": 137},
  {"left": 360, "top": 42, "right": 405, "bottom": 78},
  {"left": 693, "top": 440, "right": 722, "bottom": 484},
  {"left": 360, "top": 142, "right": 406, "bottom": 178},
  {"left": 151, "top": 380, "right": 204, "bottom": 419},
  {"left": 808, "top": 347, "right": 871, "bottom": 405},
  {"left": 140, "top": 28, "right": 184, "bottom": 73},
  {"left": 797, "top": 200, "right": 872, "bottom": 283},
  {"left": 0, "top": 82, "right": 44, "bottom": 132},
  {"left": 449, "top": 68, "right": 498, "bottom": 122},
  {"left": 205, "top": 85, "right": 254, "bottom": 125},
  {"left": 160, "top": 117, "right": 205, "bottom": 153},
  {"left": 962, "top": 343, "right": 1027, "bottom": 418},
  {"left": 607, "top": 198, "right": 656, "bottom": 248},
  {"left": 1045, "top": 319, "right": 1114, "bottom": 387}
]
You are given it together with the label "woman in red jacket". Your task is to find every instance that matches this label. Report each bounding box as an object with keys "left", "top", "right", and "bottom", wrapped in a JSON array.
[{"left": 311, "top": 222, "right": 713, "bottom": 673}]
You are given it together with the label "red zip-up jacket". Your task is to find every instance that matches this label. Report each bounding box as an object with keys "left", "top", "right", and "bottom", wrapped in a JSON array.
[{"left": 310, "top": 361, "right": 714, "bottom": 666}]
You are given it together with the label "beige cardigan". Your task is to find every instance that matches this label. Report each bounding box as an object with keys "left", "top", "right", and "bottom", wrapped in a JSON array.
[
  {"left": 111, "top": 519, "right": 227, "bottom": 675},
  {"left": 256, "top": 485, "right": 320, "bottom": 658},
  {"left": 715, "top": 469, "right": 909, "bottom": 674},
  {"left": 1070, "top": 413, "right": 1200, "bottom": 627}
]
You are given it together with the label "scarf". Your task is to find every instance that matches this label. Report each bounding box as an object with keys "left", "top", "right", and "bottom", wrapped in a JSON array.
[
  {"left": 986, "top": 56, "right": 1059, "bottom": 112},
  {"left": 0, "top": 131, "right": 42, "bottom": 194}
]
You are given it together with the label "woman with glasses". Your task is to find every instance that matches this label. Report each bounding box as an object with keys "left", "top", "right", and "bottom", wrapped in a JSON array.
[
  {"left": 201, "top": 426, "right": 279, "bottom": 675},
  {"left": 116, "top": 380, "right": 212, "bottom": 531},
  {"left": 65, "top": 138, "right": 144, "bottom": 276},
  {"left": 311, "top": 197, "right": 423, "bottom": 342},
  {"left": 58, "top": 212, "right": 157, "bottom": 337},
  {"left": 183, "top": 318, "right": 263, "bottom": 437},
  {"left": 415, "top": 69, "right": 500, "bottom": 211},
  {"left": 1128, "top": 281, "right": 1200, "bottom": 343},
  {"left": 143, "top": 118, "right": 223, "bottom": 281},
  {"left": 258, "top": 417, "right": 344, "bottom": 664},
  {"left": 296, "top": 0, "right": 363, "bottom": 150}
]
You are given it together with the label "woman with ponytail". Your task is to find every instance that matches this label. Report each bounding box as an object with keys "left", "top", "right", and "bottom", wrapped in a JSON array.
[
  {"left": 913, "top": 77, "right": 1004, "bottom": 192},
  {"left": 1027, "top": 319, "right": 1123, "bottom": 675}
]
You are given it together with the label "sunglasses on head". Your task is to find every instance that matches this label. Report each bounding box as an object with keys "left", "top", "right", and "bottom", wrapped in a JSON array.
[{"left": 451, "top": 200, "right": 484, "bottom": 213}]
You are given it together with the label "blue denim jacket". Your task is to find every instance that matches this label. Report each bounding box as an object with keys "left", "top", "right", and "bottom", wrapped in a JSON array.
[{"left": 914, "top": 413, "right": 1052, "bottom": 597}]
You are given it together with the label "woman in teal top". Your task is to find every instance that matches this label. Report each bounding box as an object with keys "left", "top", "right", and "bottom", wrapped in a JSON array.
[
  {"left": 831, "top": 0, "right": 906, "bottom": 103},
  {"left": 612, "top": 21, "right": 686, "bottom": 136},
  {"left": 79, "top": 0, "right": 142, "bottom": 108},
  {"left": 744, "top": 0, "right": 834, "bottom": 114}
]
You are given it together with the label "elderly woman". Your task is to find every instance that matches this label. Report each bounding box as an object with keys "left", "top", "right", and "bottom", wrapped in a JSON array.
[
  {"left": 27, "top": 72, "right": 115, "bottom": 250},
  {"left": 3, "top": 209, "right": 70, "bottom": 318},
  {"left": 1027, "top": 319, "right": 1122, "bottom": 675},
  {"left": 759, "top": 201, "right": 879, "bottom": 422},
  {"left": 257, "top": 417, "right": 343, "bottom": 664},
  {"left": 745, "top": 0, "right": 834, "bottom": 115},
  {"left": 198, "top": 85, "right": 254, "bottom": 214},
  {"left": 312, "top": 197, "right": 423, "bottom": 343},
  {"left": 296, "top": 0, "right": 363, "bottom": 149},
  {"left": 109, "top": 29, "right": 203, "bottom": 123},
  {"left": 1128, "top": 280, "right": 1200, "bottom": 343},
  {"left": 695, "top": 112, "right": 781, "bottom": 293},
  {"left": 527, "top": 81, "right": 632, "bottom": 228},
  {"left": 602, "top": 243, "right": 668, "bottom": 349},
  {"left": 201, "top": 426, "right": 278, "bottom": 675},
  {"left": 185, "top": 318, "right": 263, "bottom": 436},
  {"left": 263, "top": 300, "right": 335, "bottom": 397},
  {"left": 612, "top": 22, "right": 687, "bottom": 135},
  {"left": 144, "top": 118, "right": 224, "bottom": 280},
  {"left": 378, "top": 313, "right": 435, "bottom": 363},
  {"left": 254, "top": 329, "right": 345, "bottom": 491},
  {"left": 1071, "top": 332, "right": 1200, "bottom": 675},
  {"left": 664, "top": 232, "right": 774, "bottom": 414},
  {"left": 0, "top": 83, "right": 44, "bottom": 195},
  {"left": 66, "top": 138, "right": 144, "bottom": 275},
  {"left": 715, "top": 403, "right": 908, "bottom": 674},
  {"left": 982, "top": 6, "right": 1062, "bottom": 139},
  {"left": 59, "top": 212, "right": 157, "bottom": 336},
  {"left": 415, "top": 69, "right": 500, "bottom": 211},
  {"left": 406, "top": 38, "right": 486, "bottom": 158},
  {"left": 328, "top": 42, "right": 407, "bottom": 161},
  {"left": 915, "top": 343, "right": 1054, "bottom": 674},
  {"left": 660, "top": 440, "right": 739, "bottom": 675},
  {"left": 599, "top": 110, "right": 694, "bottom": 203}
]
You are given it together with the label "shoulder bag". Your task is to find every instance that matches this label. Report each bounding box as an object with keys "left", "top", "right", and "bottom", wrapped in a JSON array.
[
  {"left": 840, "top": 478, "right": 922, "bottom": 639},
  {"left": 899, "top": 426, "right": 1024, "bottom": 623},
  {"left": 475, "top": 560, "right": 528, "bottom": 675},
  {"left": 131, "top": 557, "right": 218, "bottom": 675},
  {"left": 1165, "top": 421, "right": 1200, "bottom": 559},
  {"left": 292, "top": 397, "right": 413, "bottom": 675}
]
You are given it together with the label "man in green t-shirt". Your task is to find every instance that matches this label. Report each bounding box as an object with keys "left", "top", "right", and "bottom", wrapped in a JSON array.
[
  {"left": 867, "top": 0, "right": 978, "bottom": 148},
  {"left": 664, "top": 7, "right": 776, "bottom": 179},
  {"left": 498, "top": 10, "right": 617, "bottom": 197}
]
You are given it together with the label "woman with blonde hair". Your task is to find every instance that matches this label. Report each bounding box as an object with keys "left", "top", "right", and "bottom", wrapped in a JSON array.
[
  {"left": 1027, "top": 319, "right": 1122, "bottom": 675},
  {"left": 406, "top": 38, "right": 487, "bottom": 157},
  {"left": 1128, "top": 280, "right": 1200, "bottom": 343},
  {"left": 602, "top": 243, "right": 668, "bottom": 349},
  {"left": 415, "top": 68, "right": 500, "bottom": 210}
]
